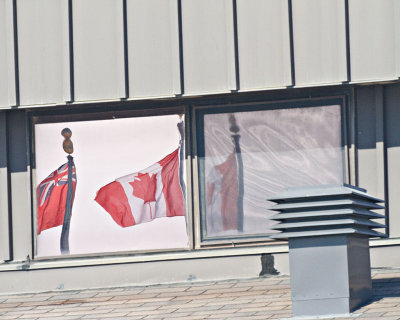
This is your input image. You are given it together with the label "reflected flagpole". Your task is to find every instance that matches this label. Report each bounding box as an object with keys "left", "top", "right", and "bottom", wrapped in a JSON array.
[
  {"left": 60, "top": 128, "right": 75, "bottom": 254},
  {"left": 177, "top": 115, "right": 186, "bottom": 212},
  {"left": 229, "top": 114, "right": 244, "bottom": 232}
]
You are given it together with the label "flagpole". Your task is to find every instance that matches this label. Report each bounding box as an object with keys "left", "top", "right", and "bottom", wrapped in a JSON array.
[
  {"left": 229, "top": 114, "right": 244, "bottom": 232},
  {"left": 177, "top": 115, "right": 186, "bottom": 202},
  {"left": 60, "top": 128, "right": 75, "bottom": 254}
]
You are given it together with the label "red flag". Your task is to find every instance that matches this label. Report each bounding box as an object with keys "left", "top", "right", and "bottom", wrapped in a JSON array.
[
  {"left": 206, "top": 152, "right": 239, "bottom": 233},
  {"left": 95, "top": 148, "right": 185, "bottom": 227},
  {"left": 37, "top": 162, "right": 77, "bottom": 234}
]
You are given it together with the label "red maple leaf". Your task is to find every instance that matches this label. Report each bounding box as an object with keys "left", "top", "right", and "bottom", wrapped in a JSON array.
[{"left": 129, "top": 172, "right": 157, "bottom": 204}]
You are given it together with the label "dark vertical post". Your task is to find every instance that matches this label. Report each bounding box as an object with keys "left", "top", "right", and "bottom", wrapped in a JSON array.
[
  {"left": 68, "top": 0, "right": 75, "bottom": 102},
  {"left": 229, "top": 115, "right": 244, "bottom": 232},
  {"left": 60, "top": 155, "right": 74, "bottom": 254},
  {"left": 288, "top": 0, "right": 296, "bottom": 86},
  {"left": 60, "top": 128, "right": 75, "bottom": 254},
  {"left": 177, "top": 116, "right": 186, "bottom": 202},
  {"left": 122, "top": 0, "right": 130, "bottom": 98},
  {"left": 12, "top": 0, "right": 20, "bottom": 106}
]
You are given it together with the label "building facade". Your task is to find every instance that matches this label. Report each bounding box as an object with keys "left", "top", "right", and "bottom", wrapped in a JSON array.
[{"left": 1, "top": 0, "right": 400, "bottom": 293}]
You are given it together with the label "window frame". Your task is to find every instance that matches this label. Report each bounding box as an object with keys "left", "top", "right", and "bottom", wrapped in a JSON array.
[{"left": 192, "top": 96, "right": 349, "bottom": 247}]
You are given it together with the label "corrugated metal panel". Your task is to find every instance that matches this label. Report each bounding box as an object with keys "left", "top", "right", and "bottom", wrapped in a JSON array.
[
  {"left": 0, "top": 113, "right": 10, "bottom": 261},
  {"left": 0, "top": 0, "right": 16, "bottom": 108},
  {"left": 395, "top": 0, "right": 400, "bottom": 78},
  {"left": 384, "top": 84, "right": 400, "bottom": 237},
  {"left": 17, "top": 0, "right": 70, "bottom": 106},
  {"left": 349, "top": 0, "right": 397, "bottom": 82},
  {"left": 236, "top": 0, "right": 291, "bottom": 90},
  {"left": 73, "top": 0, "right": 125, "bottom": 101},
  {"left": 127, "top": 0, "right": 180, "bottom": 98},
  {"left": 182, "top": 0, "right": 236, "bottom": 95},
  {"left": 292, "top": 0, "right": 347, "bottom": 86},
  {"left": 8, "top": 111, "right": 32, "bottom": 261}
]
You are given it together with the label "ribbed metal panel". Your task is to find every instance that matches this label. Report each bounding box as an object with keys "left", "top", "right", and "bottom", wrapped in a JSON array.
[
  {"left": 292, "top": 0, "right": 347, "bottom": 85},
  {"left": 269, "top": 185, "right": 386, "bottom": 240},
  {"left": 395, "top": 0, "right": 400, "bottom": 78},
  {"left": 0, "top": 0, "right": 16, "bottom": 108},
  {"left": 236, "top": 0, "right": 291, "bottom": 90},
  {"left": 17, "top": 0, "right": 70, "bottom": 105},
  {"left": 181, "top": 0, "right": 236, "bottom": 94},
  {"left": 127, "top": 0, "right": 181, "bottom": 98},
  {"left": 349, "top": 0, "right": 397, "bottom": 82},
  {"left": 0, "top": 113, "right": 10, "bottom": 261},
  {"left": 73, "top": 0, "right": 125, "bottom": 101}
]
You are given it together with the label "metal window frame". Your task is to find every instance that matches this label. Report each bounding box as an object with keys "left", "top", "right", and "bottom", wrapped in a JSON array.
[
  {"left": 193, "top": 95, "right": 350, "bottom": 248},
  {"left": 28, "top": 104, "right": 194, "bottom": 261}
]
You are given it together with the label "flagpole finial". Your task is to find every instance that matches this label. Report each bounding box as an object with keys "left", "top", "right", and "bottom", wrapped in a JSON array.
[
  {"left": 229, "top": 114, "right": 240, "bottom": 134},
  {"left": 61, "top": 128, "right": 74, "bottom": 154}
]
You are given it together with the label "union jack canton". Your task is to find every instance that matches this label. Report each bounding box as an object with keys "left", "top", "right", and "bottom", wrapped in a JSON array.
[{"left": 37, "top": 162, "right": 76, "bottom": 234}]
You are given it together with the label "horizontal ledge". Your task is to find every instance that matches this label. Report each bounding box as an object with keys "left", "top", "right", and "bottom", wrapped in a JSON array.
[{"left": 0, "top": 244, "right": 289, "bottom": 272}]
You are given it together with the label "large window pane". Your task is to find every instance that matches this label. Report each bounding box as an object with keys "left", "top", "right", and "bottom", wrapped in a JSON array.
[
  {"left": 34, "top": 113, "right": 188, "bottom": 257},
  {"left": 198, "top": 103, "right": 344, "bottom": 240}
]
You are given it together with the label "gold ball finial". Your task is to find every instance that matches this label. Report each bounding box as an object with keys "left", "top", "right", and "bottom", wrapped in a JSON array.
[{"left": 61, "top": 128, "right": 74, "bottom": 154}]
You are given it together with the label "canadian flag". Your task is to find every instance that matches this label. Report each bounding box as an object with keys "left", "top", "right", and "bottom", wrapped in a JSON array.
[
  {"left": 206, "top": 152, "right": 239, "bottom": 233},
  {"left": 95, "top": 148, "right": 185, "bottom": 227}
]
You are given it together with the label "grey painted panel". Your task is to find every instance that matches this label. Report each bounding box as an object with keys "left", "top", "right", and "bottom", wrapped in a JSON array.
[
  {"left": 0, "top": 255, "right": 261, "bottom": 294},
  {"left": 127, "top": 0, "right": 180, "bottom": 98},
  {"left": 0, "top": 113, "right": 9, "bottom": 261},
  {"left": 384, "top": 84, "right": 400, "bottom": 237},
  {"left": 349, "top": 0, "right": 397, "bottom": 81},
  {"left": 182, "top": 0, "right": 236, "bottom": 94},
  {"left": 17, "top": 0, "right": 70, "bottom": 105},
  {"left": 395, "top": 0, "right": 400, "bottom": 77},
  {"left": 236, "top": 0, "right": 291, "bottom": 89},
  {"left": 356, "top": 87, "right": 378, "bottom": 197},
  {"left": 73, "top": 0, "right": 125, "bottom": 101},
  {"left": 8, "top": 111, "right": 32, "bottom": 261},
  {"left": 0, "top": 0, "right": 16, "bottom": 108},
  {"left": 292, "top": 0, "right": 347, "bottom": 85}
]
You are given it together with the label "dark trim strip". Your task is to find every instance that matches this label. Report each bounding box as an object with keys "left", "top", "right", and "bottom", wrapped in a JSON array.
[
  {"left": 68, "top": 0, "right": 75, "bottom": 102},
  {"left": 344, "top": 0, "right": 351, "bottom": 82},
  {"left": 177, "top": 0, "right": 185, "bottom": 95},
  {"left": 232, "top": 0, "right": 240, "bottom": 91},
  {"left": 288, "top": 0, "right": 296, "bottom": 86},
  {"left": 12, "top": 0, "right": 20, "bottom": 106},
  {"left": 122, "top": 0, "right": 130, "bottom": 99}
]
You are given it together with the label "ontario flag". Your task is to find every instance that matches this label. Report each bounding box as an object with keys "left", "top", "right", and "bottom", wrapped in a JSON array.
[
  {"left": 37, "top": 162, "right": 77, "bottom": 234},
  {"left": 206, "top": 152, "right": 239, "bottom": 233},
  {"left": 95, "top": 148, "right": 185, "bottom": 227}
]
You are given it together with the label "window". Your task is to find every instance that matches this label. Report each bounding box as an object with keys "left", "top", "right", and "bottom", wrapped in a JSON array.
[
  {"left": 33, "top": 109, "right": 188, "bottom": 257},
  {"left": 196, "top": 99, "right": 345, "bottom": 242}
]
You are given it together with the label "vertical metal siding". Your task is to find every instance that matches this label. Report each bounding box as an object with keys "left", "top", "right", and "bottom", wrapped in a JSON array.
[
  {"left": 292, "top": 0, "right": 347, "bottom": 85},
  {"left": 384, "top": 84, "right": 400, "bottom": 237},
  {"left": 236, "top": 0, "right": 291, "bottom": 90},
  {"left": 17, "top": 0, "right": 70, "bottom": 105},
  {"left": 0, "top": 113, "right": 10, "bottom": 261},
  {"left": 182, "top": 0, "right": 236, "bottom": 95},
  {"left": 73, "top": 0, "right": 125, "bottom": 101},
  {"left": 356, "top": 87, "right": 378, "bottom": 197},
  {"left": 7, "top": 111, "right": 32, "bottom": 261},
  {"left": 0, "top": 0, "right": 16, "bottom": 108},
  {"left": 349, "top": 0, "right": 397, "bottom": 82},
  {"left": 127, "top": 0, "right": 181, "bottom": 98},
  {"left": 395, "top": 0, "right": 400, "bottom": 78}
]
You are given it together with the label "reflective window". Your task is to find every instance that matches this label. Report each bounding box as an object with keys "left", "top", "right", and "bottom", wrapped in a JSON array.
[{"left": 197, "top": 102, "right": 344, "bottom": 240}]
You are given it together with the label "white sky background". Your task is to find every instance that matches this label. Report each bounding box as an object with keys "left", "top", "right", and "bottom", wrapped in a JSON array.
[{"left": 35, "top": 114, "right": 188, "bottom": 257}]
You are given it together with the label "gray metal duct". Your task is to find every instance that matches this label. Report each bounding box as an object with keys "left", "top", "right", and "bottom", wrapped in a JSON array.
[{"left": 269, "top": 184, "right": 386, "bottom": 317}]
